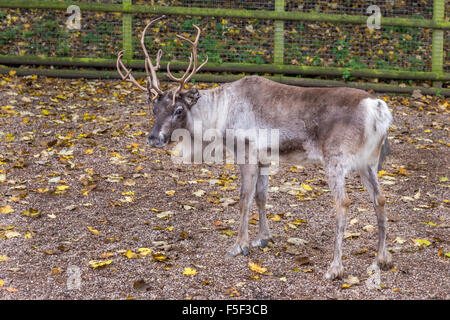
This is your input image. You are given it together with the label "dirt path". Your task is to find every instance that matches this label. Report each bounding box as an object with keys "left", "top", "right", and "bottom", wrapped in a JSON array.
[{"left": 0, "top": 75, "right": 448, "bottom": 299}]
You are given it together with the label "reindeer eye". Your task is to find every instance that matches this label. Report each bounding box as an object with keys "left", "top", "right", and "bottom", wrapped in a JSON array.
[{"left": 173, "top": 106, "right": 184, "bottom": 116}]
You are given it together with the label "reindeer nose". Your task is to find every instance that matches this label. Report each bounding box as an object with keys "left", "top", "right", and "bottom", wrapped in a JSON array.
[
  {"left": 147, "top": 133, "right": 166, "bottom": 147},
  {"left": 147, "top": 133, "right": 159, "bottom": 146}
]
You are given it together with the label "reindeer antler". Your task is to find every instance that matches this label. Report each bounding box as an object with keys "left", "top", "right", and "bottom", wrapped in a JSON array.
[
  {"left": 166, "top": 24, "right": 209, "bottom": 106},
  {"left": 116, "top": 17, "right": 208, "bottom": 104},
  {"left": 116, "top": 16, "right": 165, "bottom": 99}
]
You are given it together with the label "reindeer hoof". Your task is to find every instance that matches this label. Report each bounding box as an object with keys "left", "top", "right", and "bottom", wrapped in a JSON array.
[
  {"left": 225, "top": 242, "right": 250, "bottom": 258},
  {"left": 325, "top": 263, "right": 344, "bottom": 280},
  {"left": 376, "top": 251, "right": 393, "bottom": 271},
  {"left": 259, "top": 239, "right": 269, "bottom": 248},
  {"left": 251, "top": 237, "right": 273, "bottom": 248}
]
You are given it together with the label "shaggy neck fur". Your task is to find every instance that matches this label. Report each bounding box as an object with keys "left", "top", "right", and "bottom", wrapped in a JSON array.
[{"left": 186, "top": 85, "right": 234, "bottom": 135}]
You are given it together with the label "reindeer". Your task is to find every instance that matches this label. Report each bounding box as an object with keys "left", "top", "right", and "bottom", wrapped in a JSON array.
[{"left": 116, "top": 16, "right": 393, "bottom": 280}]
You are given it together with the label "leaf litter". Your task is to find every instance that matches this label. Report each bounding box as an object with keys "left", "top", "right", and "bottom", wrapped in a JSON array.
[{"left": 0, "top": 76, "right": 448, "bottom": 299}]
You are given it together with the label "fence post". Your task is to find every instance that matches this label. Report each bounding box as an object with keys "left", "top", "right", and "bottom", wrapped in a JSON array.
[
  {"left": 431, "top": 0, "right": 444, "bottom": 88},
  {"left": 273, "top": 0, "right": 285, "bottom": 65},
  {"left": 122, "top": 0, "right": 133, "bottom": 61}
]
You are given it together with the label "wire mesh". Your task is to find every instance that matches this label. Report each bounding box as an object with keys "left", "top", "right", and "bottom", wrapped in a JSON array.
[
  {"left": 71, "top": 0, "right": 123, "bottom": 3},
  {"left": 70, "top": 0, "right": 274, "bottom": 8},
  {"left": 134, "top": 0, "right": 274, "bottom": 10},
  {"left": 285, "top": 0, "right": 434, "bottom": 19},
  {"left": 0, "top": 8, "right": 122, "bottom": 58},
  {"left": 132, "top": 14, "right": 274, "bottom": 64},
  {"left": 284, "top": 21, "right": 432, "bottom": 72},
  {"left": 445, "top": 30, "right": 450, "bottom": 73},
  {"left": 0, "top": 0, "right": 446, "bottom": 76}
]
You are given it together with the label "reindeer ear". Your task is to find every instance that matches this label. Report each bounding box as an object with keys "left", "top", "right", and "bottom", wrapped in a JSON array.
[
  {"left": 149, "top": 97, "right": 158, "bottom": 109},
  {"left": 148, "top": 86, "right": 162, "bottom": 105},
  {"left": 182, "top": 89, "right": 201, "bottom": 109}
]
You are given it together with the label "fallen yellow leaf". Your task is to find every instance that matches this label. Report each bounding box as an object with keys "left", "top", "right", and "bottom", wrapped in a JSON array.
[
  {"left": 22, "top": 208, "right": 40, "bottom": 217},
  {"left": 99, "top": 252, "right": 114, "bottom": 259},
  {"left": 248, "top": 262, "right": 267, "bottom": 274},
  {"left": 152, "top": 252, "right": 167, "bottom": 261},
  {"left": 88, "top": 260, "right": 112, "bottom": 268},
  {"left": 125, "top": 250, "right": 138, "bottom": 259},
  {"left": 183, "top": 267, "right": 197, "bottom": 276},
  {"left": 0, "top": 205, "right": 14, "bottom": 214},
  {"left": 137, "top": 248, "right": 152, "bottom": 256},
  {"left": 378, "top": 170, "right": 387, "bottom": 178},
  {"left": 88, "top": 226, "right": 100, "bottom": 235},
  {"left": 165, "top": 190, "right": 175, "bottom": 196},
  {"left": 411, "top": 239, "right": 431, "bottom": 247},
  {"left": 271, "top": 214, "right": 282, "bottom": 222}
]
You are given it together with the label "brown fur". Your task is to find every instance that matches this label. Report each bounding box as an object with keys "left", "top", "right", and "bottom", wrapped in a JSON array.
[
  {"left": 146, "top": 75, "right": 393, "bottom": 280},
  {"left": 376, "top": 195, "right": 386, "bottom": 207}
]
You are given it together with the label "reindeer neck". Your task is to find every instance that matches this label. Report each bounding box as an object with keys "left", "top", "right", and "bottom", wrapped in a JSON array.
[{"left": 187, "top": 86, "right": 231, "bottom": 134}]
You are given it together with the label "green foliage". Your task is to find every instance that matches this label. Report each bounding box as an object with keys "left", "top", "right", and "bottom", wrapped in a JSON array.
[
  {"left": 331, "top": 39, "right": 349, "bottom": 66},
  {"left": 56, "top": 40, "right": 70, "bottom": 56},
  {"left": 22, "top": 30, "right": 34, "bottom": 39},
  {"left": 311, "top": 55, "right": 322, "bottom": 66},
  {"left": 345, "top": 57, "right": 367, "bottom": 69},
  {"left": 342, "top": 69, "right": 351, "bottom": 80},
  {"left": 0, "top": 6, "right": 442, "bottom": 75},
  {"left": 375, "top": 59, "right": 391, "bottom": 70},
  {"left": 215, "top": 19, "right": 229, "bottom": 35},
  {"left": 82, "top": 32, "right": 99, "bottom": 45},
  {"left": 406, "top": 56, "right": 426, "bottom": 71},
  {"left": 0, "top": 27, "right": 18, "bottom": 46},
  {"left": 199, "top": 36, "right": 223, "bottom": 64},
  {"left": 181, "top": 18, "right": 202, "bottom": 32}
]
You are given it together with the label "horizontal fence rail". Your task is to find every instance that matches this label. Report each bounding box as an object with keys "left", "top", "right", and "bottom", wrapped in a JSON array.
[
  {"left": 2, "top": 66, "right": 448, "bottom": 96},
  {"left": 1, "top": 0, "right": 449, "bottom": 28},
  {"left": 0, "top": 0, "right": 448, "bottom": 95}
]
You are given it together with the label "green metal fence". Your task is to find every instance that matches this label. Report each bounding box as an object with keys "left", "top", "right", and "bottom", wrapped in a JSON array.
[{"left": 0, "top": 0, "right": 449, "bottom": 95}]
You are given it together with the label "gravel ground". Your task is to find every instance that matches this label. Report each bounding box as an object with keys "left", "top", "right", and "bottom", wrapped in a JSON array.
[{"left": 0, "top": 75, "right": 448, "bottom": 300}]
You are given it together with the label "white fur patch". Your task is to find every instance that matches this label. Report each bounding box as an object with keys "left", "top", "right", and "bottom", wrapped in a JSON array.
[{"left": 357, "top": 98, "right": 393, "bottom": 168}]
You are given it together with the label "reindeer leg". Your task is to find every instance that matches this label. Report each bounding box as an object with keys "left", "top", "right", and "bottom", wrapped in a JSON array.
[
  {"left": 325, "top": 159, "right": 350, "bottom": 280},
  {"left": 251, "top": 165, "right": 272, "bottom": 248},
  {"left": 226, "top": 164, "right": 258, "bottom": 257},
  {"left": 360, "top": 165, "right": 392, "bottom": 270}
]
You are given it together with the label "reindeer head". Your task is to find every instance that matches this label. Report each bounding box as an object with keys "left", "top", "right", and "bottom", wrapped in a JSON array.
[
  {"left": 116, "top": 16, "right": 207, "bottom": 147},
  {"left": 147, "top": 88, "right": 201, "bottom": 147}
]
